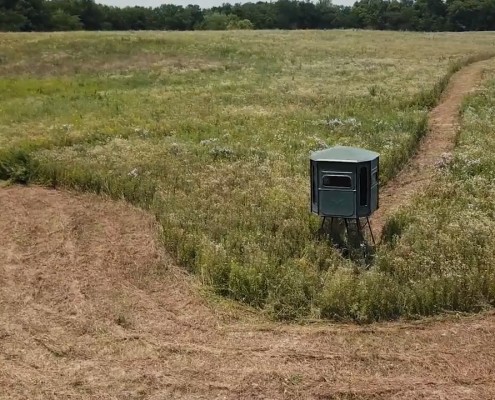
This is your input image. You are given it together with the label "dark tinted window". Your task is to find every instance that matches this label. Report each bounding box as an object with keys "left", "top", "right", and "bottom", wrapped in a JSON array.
[
  {"left": 311, "top": 162, "right": 317, "bottom": 207},
  {"left": 322, "top": 175, "right": 351, "bottom": 188},
  {"left": 360, "top": 167, "right": 368, "bottom": 206}
]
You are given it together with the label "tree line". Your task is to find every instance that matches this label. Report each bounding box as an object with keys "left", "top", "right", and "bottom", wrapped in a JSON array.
[{"left": 1, "top": 0, "right": 495, "bottom": 32}]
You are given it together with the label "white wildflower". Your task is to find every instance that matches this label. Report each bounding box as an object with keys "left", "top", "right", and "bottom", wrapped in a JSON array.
[
  {"left": 200, "top": 138, "right": 218, "bottom": 146},
  {"left": 128, "top": 168, "right": 139, "bottom": 177}
]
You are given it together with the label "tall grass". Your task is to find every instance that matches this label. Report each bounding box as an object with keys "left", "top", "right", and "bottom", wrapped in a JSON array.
[
  {"left": 2, "top": 30, "right": 495, "bottom": 320},
  {"left": 376, "top": 64, "right": 495, "bottom": 319}
]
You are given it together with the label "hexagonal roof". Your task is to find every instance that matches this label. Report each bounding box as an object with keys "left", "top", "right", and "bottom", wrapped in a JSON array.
[{"left": 310, "top": 146, "right": 379, "bottom": 163}]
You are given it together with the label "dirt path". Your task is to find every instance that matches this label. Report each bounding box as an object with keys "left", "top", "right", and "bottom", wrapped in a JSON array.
[
  {"left": 371, "top": 58, "right": 493, "bottom": 240},
  {"left": 1, "top": 186, "right": 495, "bottom": 399}
]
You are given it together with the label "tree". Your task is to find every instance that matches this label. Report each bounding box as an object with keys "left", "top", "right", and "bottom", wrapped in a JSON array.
[
  {"left": 274, "top": 0, "right": 300, "bottom": 29},
  {"left": 316, "top": 0, "right": 338, "bottom": 29},
  {"left": 152, "top": 4, "right": 203, "bottom": 30},
  {"left": 3, "top": 0, "right": 495, "bottom": 33},
  {"left": 227, "top": 17, "right": 254, "bottom": 29},
  {"left": 200, "top": 12, "right": 230, "bottom": 30},
  {"left": 0, "top": 9, "right": 28, "bottom": 31},
  {"left": 414, "top": 0, "right": 447, "bottom": 31},
  {"left": 352, "top": 0, "right": 389, "bottom": 29},
  {"left": 0, "top": 0, "right": 50, "bottom": 31},
  {"left": 50, "top": 8, "right": 82, "bottom": 30},
  {"left": 78, "top": 0, "right": 103, "bottom": 30},
  {"left": 446, "top": 0, "right": 495, "bottom": 31},
  {"left": 298, "top": 1, "right": 319, "bottom": 29}
]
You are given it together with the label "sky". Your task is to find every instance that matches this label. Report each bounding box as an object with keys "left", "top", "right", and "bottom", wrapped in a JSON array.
[{"left": 97, "top": 0, "right": 355, "bottom": 8}]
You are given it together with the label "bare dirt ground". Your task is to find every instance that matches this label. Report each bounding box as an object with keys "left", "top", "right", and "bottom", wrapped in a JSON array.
[
  {"left": 371, "top": 58, "right": 494, "bottom": 239},
  {"left": 1, "top": 186, "right": 495, "bottom": 399}
]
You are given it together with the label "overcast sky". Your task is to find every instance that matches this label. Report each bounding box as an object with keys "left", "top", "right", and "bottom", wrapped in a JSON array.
[{"left": 97, "top": 0, "right": 355, "bottom": 8}]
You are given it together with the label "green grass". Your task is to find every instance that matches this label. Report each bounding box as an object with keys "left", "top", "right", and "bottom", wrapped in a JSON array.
[
  {"left": 377, "top": 64, "right": 495, "bottom": 318},
  {"left": 2, "top": 30, "right": 495, "bottom": 321}
]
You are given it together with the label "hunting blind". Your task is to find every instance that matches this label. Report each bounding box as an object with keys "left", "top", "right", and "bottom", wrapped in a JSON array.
[{"left": 310, "top": 146, "right": 379, "bottom": 244}]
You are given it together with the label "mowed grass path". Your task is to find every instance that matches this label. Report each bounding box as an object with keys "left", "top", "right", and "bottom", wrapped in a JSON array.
[{"left": 1, "top": 30, "right": 495, "bottom": 320}]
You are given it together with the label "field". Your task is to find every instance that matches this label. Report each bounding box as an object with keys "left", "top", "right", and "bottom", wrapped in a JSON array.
[
  {"left": 2, "top": 30, "right": 495, "bottom": 322},
  {"left": 2, "top": 185, "right": 495, "bottom": 399}
]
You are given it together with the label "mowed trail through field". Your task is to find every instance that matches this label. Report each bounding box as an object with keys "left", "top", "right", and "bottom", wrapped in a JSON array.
[
  {"left": 371, "top": 58, "right": 494, "bottom": 240},
  {"left": 1, "top": 186, "right": 495, "bottom": 399}
]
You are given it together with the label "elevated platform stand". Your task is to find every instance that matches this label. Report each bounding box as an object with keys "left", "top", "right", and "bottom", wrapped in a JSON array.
[{"left": 320, "top": 216, "right": 375, "bottom": 247}]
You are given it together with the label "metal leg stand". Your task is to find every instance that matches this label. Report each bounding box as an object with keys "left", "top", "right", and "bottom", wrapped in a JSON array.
[
  {"left": 356, "top": 218, "right": 363, "bottom": 243},
  {"left": 367, "top": 216, "right": 376, "bottom": 246}
]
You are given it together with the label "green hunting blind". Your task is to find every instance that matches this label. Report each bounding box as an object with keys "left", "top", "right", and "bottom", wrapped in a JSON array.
[{"left": 310, "top": 146, "right": 379, "bottom": 244}]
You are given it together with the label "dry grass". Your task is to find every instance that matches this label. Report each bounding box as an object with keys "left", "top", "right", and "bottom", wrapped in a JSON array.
[{"left": 1, "top": 185, "right": 495, "bottom": 399}]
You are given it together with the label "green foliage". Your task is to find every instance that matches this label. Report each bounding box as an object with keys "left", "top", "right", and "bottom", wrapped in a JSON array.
[
  {"left": 0, "top": 147, "right": 36, "bottom": 183},
  {"left": 198, "top": 13, "right": 254, "bottom": 31},
  {"left": 380, "top": 211, "right": 415, "bottom": 246},
  {"left": 50, "top": 9, "right": 82, "bottom": 31},
  {"left": 227, "top": 18, "right": 254, "bottom": 30},
  {"left": 0, "top": 9, "right": 28, "bottom": 31},
  {"left": 374, "top": 69, "right": 495, "bottom": 318},
  {"left": 3, "top": 0, "right": 495, "bottom": 32},
  {"left": 229, "top": 262, "right": 269, "bottom": 307},
  {"left": 200, "top": 12, "right": 230, "bottom": 30},
  {"left": 267, "top": 264, "right": 316, "bottom": 320}
]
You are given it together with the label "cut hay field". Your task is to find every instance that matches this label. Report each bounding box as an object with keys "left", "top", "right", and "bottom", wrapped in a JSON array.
[{"left": 2, "top": 30, "right": 495, "bottom": 321}]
